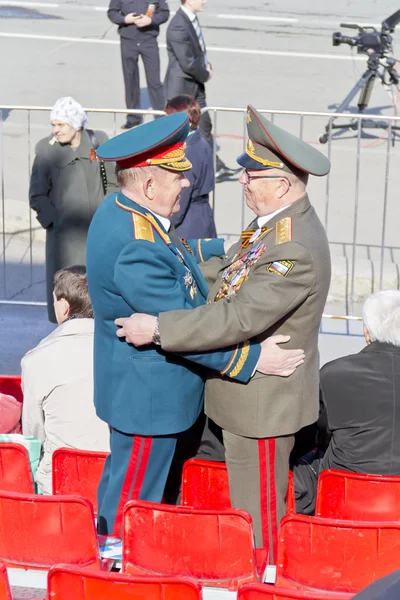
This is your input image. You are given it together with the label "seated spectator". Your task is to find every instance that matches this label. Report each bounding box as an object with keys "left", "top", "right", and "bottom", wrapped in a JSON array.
[
  {"left": 164, "top": 94, "right": 217, "bottom": 239},
  {"left": 293, "top": 289, "right": 400, "bottom": 513},
  {"left": 21, "top": 266, "right": 110, "bottom": 494},
  {"left": 0, "top": 393, "right": 22, "bottom": 433}
]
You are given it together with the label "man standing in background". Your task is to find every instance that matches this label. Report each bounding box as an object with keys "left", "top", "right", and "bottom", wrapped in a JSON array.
[
  {"left": 108, "top": 0, "right": 169, "bottom": 129},
  {"left": 164, "top": 0, "right": 240, "bottom": 181}
]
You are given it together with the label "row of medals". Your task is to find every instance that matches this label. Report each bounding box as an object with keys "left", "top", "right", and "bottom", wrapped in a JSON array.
[{"left": 215, "top": 240, "right": 267, "bottom": 302}]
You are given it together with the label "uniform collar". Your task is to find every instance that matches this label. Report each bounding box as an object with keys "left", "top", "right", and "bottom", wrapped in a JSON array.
[
  {"left": 117, "top": 192, "right": 171, "bottom": 232},
  {"left": 257, "top": 205, "right": 289, "bottom": 229}
]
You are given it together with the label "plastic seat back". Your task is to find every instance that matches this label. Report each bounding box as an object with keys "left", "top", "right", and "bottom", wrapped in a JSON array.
[
  {"left": 181, "top": 459, "right": 230, "bottom": 509},
  {"left": 123, "top": 500, "right": 261, "bottom": 590},
  {"left": 0, "top": 376, "right": 22, "bottom": 403},
  {"left": 0, "top": 563, "right": 11, "bottom": 600},
  {"left": 52, "top": 448, "right": 108, "bottom": 512},
  {"left": 276, "top": 514, "right": 400, "bottom": 593},
  {"left": 0, "top": 443, "right": 35, "bottom": 494},
  {"left": 238, "top": 583, "right": 353, "bottom": 600},
  {"left": 48, "top": 565, "right": 202, "bottom": 600},
  {"left": 0, "top": 491, "right": 100, "bottom": 570},
  {"left": 182, "top": 460, "right": 295, "bottom": 516},
  {"left": 316, "top": 469, "right": 400, "bottom": 520}
]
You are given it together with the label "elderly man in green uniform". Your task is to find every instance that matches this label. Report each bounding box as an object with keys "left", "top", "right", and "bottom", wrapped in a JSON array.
[{"left": 115, "top": 105, "right": 331, "bottom": 560}]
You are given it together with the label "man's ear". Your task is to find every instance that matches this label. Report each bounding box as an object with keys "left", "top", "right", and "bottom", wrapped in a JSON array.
[
  {"left": 363, "top": 325, "right": 371, "bottom": 345},
  {"left": 63, "top": 298, "right": 71, "bottom": 320},
  {"left": 144, "top": 176, "right": 155, "bottom": 200}
]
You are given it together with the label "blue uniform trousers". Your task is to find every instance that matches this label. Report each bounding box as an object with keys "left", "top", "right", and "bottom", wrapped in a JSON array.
[{"left": 97, "top": 427, "right": 177, "bottom": 536}]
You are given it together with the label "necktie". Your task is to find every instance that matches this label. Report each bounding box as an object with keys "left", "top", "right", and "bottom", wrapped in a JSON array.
[{"left": 193, "top": 17, "right": 208, "bottom": 66}]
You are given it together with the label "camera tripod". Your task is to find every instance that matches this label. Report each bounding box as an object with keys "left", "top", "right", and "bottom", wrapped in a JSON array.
[{"left": 319, "top": 52, "right": 400, "bottom": 143}]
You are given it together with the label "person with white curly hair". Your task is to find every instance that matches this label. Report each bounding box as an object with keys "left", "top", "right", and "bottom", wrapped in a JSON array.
[
  {"left": 293, "top": 289, "right": 400, "bottom": 515},
  {"left": 29, "top": 97, "right": 119, "bottom": 322}
]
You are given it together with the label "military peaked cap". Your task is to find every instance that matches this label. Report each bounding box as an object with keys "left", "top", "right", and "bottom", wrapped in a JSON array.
[
  {"left": 237, "top": 105, "right": 331, "bottom": 176},
  {"left": 96, "top": 112, "right": 192, "bottom": 172}
]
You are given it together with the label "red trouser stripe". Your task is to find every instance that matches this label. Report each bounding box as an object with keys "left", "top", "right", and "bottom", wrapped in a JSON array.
[
  {"left": 258, "top": 439, "right": 269, "bottom": 552},
  {"left": 267, "top": 438, "right": 278, "bottom": 562},
  {"left": 113, "top": 436, "right": 143, "bottom": 536},
  {"left": 132, "top": 437, "right": 153, "bottom": 499},
  {"left": 258, "top": 438, "right": 278, "bottom": 561}
]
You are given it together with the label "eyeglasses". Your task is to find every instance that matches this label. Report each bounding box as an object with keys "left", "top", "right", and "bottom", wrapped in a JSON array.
[{"left": 242, "top": 169, "right": 291, "bottom": 186}]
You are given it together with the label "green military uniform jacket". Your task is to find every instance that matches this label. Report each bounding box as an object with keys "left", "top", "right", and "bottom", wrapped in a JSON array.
[{"left": 158, "top": 194, "right": 331, "bottom": 439}]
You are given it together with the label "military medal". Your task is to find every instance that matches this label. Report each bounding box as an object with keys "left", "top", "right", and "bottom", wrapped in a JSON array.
[
  {"left": 184, "top": 270, "right": 193, "bottom": 288},
  {"left": 215, "top": 242, "right": 267, "bottom": 301}
]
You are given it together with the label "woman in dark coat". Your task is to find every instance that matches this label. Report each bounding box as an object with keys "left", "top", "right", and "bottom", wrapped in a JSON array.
[
  {"left": 29, "top": 97, "right": 118, "bottom": 322},
  {"left": 164, "top": 94, "right": 217, "bottom": 239}
]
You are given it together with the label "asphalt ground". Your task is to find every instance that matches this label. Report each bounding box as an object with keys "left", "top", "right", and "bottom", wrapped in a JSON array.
[{"left": 0, "top": 0, "right": 397, "bottom": 370}]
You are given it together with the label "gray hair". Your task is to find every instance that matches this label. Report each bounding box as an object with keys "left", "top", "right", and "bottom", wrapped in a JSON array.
[
  {"left": 115, "top": 165, "right": 163, "bottom": 189},
  {"left": 362, "top": 290, "right": 400, "bottom": 346}
]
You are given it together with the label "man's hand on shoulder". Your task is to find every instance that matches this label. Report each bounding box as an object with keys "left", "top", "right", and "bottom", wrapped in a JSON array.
[
  {"left": 115, "top": 313, "right": 157, "bottom": 346},
  {"left": 256, "top": 335, "right": 304, "bottom": 377}
]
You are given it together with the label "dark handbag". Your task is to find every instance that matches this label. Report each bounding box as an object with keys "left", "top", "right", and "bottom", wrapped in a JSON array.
[{"left": 86, "top": 128, "right": 108, "bottom": 196}]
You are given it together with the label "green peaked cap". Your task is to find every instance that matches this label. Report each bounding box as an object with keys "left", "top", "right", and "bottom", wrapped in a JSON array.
[{"left": 237, "top": 105, "right": 331, "bottom": 176}]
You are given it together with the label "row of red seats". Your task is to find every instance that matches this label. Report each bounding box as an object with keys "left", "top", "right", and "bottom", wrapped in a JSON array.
[
  {"left": 3, "top": 441, "right": 400, "bottom": 523},
  {"left": 0, "top": 488, "right": 400, "bottom": 594},
  {"left": 0, "top": 562, "right": 353, "bottom": 600}
]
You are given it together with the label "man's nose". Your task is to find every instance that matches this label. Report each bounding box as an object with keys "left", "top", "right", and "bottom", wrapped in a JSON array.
[
  {"left": 239, "top": 171, "right": 247, "bottom": 184},
  {"left": 181, "top": 177, "right": 190, "bottom": 188}
]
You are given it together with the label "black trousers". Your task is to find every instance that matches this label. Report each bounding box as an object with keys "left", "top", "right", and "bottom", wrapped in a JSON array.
[
  {"left": 195, "top": 86, "right": 225, "bottom": 171},
  {"left": 120, "top": 37, "right": 165, "bottom": 125}
]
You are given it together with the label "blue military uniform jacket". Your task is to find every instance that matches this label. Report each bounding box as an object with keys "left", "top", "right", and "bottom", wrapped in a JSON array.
[{"left": 86, "top": 191, "right": 260, "bottom": 436}]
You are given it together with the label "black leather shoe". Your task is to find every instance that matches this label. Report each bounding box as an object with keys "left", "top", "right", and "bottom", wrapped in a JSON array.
[
  {"left": 121, "top": 122, "right": 140, "bottom": 130},
  {"left": 215, "top": 165, "right": 242, "bottom": 182}
]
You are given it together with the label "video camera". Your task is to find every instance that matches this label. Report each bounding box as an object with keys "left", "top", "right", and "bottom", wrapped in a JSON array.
[{"left": 332, "top": 9, "right": 400, "bottom": 57}]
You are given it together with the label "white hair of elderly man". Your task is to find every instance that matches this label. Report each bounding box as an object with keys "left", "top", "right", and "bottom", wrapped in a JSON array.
[{"left": 362, "top": 290, "right": 400, "bottom": 347}]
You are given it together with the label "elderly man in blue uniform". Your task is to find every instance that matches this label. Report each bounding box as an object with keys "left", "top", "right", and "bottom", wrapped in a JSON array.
[
  {"left": 114, "top": 106, "right": 332, "bottom": 558},
  {"left": 86, "top": 113, "right": 304, "bottom": 536}
]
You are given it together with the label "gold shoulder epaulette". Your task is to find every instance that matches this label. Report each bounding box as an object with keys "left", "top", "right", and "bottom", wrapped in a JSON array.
[
  {"left": 132, "top": 212, "right": 155, "bottom": 243},
  {"left": 276, "top": 217, "right": 292, "bottom": 244}
]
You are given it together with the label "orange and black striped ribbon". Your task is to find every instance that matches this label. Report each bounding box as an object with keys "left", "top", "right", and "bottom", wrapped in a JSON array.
[{"left": 241, "top": 226, "right": 268, "bottom": 249}]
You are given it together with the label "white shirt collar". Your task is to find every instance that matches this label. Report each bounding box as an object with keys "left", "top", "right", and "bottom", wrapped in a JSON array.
[
  {"left": 145, "top": 207, "right": 171, "bottom": 232},
  {"left": 257, "top": 206, "right": 288, "bottom": 228},
  {"left": 181, "top": 4, "right": 197, "bottom": 22}
]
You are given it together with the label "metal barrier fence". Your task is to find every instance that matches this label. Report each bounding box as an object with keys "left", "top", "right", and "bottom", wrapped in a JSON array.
[{"left": 1, "top": 105, "right": 400, "bottom": 323}]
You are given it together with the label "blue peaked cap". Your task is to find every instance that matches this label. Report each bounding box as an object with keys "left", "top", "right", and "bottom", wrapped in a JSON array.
[{"left": 96, "top": 112, "right": 192, "bottom": 171}]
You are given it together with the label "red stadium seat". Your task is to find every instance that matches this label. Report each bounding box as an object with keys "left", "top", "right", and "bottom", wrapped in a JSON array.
[
  {"left": 52, "top": 448, "right": 108, "bottom": 513},
  {"left": 276, "top": 514, "right": 400, "bottom": 594},
  {"left": 238, "top": 583, "right": 353, "bottom": 600},
  {"left": 181, "top": 459, "right": 230, "bottom": 509},
  {"left": 122, "top": 500, "right": 267, "bottom": 590},
  {"left": 48, "top": 565, "right": 202, "bottom": 600},
  {"left": 0, "top": 563, "right": 11, "bottom": 600},
  {"left": 182, "top": 459, "right": 295, "bottom": 515},
  {"left": 0, "top": 376, "right": 22, "bottom": 403},
  {"left": 0, "top": 443, "right": 35, "bottom": 494},
  {"left": 315, "top": 469, "right": 400, "bottom": 520},
  {"left": 0, "top": 491, "right": 101, "bottom": 571}
]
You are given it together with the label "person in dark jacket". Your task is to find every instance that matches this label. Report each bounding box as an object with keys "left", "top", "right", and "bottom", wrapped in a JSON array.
[
  {"left": 107, "top": 0, "right": 169, "bottom": 129},
  {"left": 164, "top": 0, "right": 240, "bottom": 181},
  {"left": 293, "top": 289, "right": 400, "bottom": 514},
  {"left": 164, "top": 94, "right": 216, "bottom": 239},
  {"left": 29, "top": 97, "right": 118, "bottom": 323}
]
